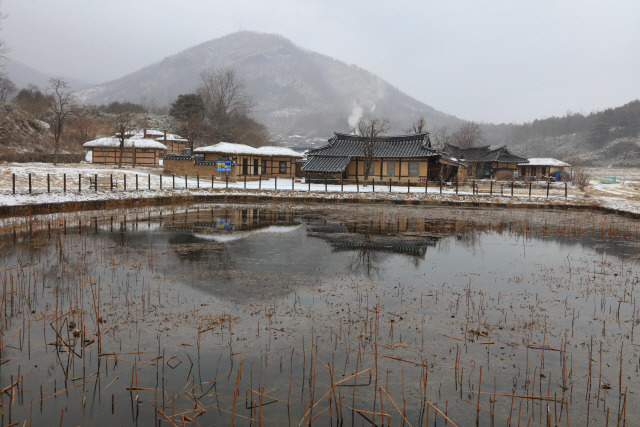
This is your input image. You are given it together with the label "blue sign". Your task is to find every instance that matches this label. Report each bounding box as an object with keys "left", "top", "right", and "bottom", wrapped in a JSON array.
[{"left": 216, "top": 161, "right": 231, "bottom": 172}]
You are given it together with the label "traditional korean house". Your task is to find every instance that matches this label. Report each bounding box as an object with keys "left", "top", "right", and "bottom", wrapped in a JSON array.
[
  {"left": 517, "top": 158, "right": 571, "bottom": 180},
  {"left": 163, "top": 142, "right": 303, "bottom": 179},
  {"left": 303, "top": 132, "right": 465, "bottom": 182},
  {"left": 444, "top": 144, "right": 528, "bottom": 179},
  {"left": 83, "top": 137, "right": 167, "bottom": 165}
]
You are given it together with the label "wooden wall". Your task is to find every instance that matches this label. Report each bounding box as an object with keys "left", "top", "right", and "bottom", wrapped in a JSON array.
[{"left": 91, "top": 147, "right": 160, "bottom": 165}]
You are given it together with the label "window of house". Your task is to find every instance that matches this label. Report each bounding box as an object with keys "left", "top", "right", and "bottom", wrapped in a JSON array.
[
  {"left": 408, "top": 161, "right": 420, "bottom": 177},
  {"left": 261, "top": 159, "right": 267, "bottom": 174},
  {"left": 387, "top": 161, "right": 395, "bottom": 177},
  {"left": 531, "top": 166, "right": 537, "bottom": 176},
  {"left": 279, "top": 161, "right": 287, "bottom": 174}
]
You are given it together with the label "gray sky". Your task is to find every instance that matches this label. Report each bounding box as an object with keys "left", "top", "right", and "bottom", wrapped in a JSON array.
[{"left": 2, "top": 0, "right": 639, "bottom": 124}]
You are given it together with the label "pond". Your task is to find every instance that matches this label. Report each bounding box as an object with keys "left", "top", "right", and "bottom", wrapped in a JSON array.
[{"left": 0, "top": 203, "right": 639, "bottom": 426}]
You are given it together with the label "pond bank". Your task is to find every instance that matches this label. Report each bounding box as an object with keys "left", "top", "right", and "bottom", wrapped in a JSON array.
[{"left": 1, "top": 189, "right": 638, "bottom": 220}]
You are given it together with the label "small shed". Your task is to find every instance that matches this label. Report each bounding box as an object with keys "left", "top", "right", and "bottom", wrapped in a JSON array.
[
  {"left": 83, "top": 137, "right": 167, "bottom": 165},
  {"left": 518, "top": 158, "right": 571, "bottom": 179}
]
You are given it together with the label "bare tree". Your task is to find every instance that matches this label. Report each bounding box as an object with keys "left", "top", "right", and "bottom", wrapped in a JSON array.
[
  {"left": 353, "top": 117, "right": 390, "bottom": 180},
  {"left": 47, "top": 78, "right": 75, "bottom": 165},
  {"left": 406, "top": 116, "right": 427, "bottom": 134},
  {"left": 170, "top": 93, "right": 205, "bottom": 153},
  {"left": 450, "top": 121, "right": 483, "bottom": 148},
  {"left": 0, "top": 73, "right": 15, "bottom": 101},
  {"left": 0, "top": 7, "right": 8, "bottom": 65},
  {"left": 111, "top": 112, "right": 138, "bottom": 168},
  {"left": 430, "top": 125, "right": 449, "bottom": 150},
  {"left": 198, "top": 67, "right": 254, "bottom": 141}
]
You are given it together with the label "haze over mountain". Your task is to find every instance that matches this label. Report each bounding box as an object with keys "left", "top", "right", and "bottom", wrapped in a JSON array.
[
  {"left": 76, "top": 31, "right": 462, "bottom": 144},
  {"left": 5, "top": 58, "right": 92, "bottom": 92}
]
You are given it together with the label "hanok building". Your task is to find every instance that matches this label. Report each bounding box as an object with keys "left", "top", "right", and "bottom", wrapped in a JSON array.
[
  {"left": 302, "top": 132, "right": 465, "bottom": 182},
  {"left": 83, "top": 137, "right": 167, "bottom": 165},
  {"left": 128, "top": 129, "right": 189, "bottom": 155},
  {"left": 444, "top": 144, "right": 528, "bottom": 179},
  {"left": 163, "top": 142, "right": 303, "bottom": 179},
  {"left": 517, "top": 158, "right": 571, "bottom": 180}
]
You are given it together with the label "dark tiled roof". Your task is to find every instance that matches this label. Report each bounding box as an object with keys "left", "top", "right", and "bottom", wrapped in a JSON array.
[
  {"left": 309, "top": 132, "right": 437, "bottom": 158},
  {"left": 445, "top": 144, "right": 527, "bottom": 164},
  {"left": 163, "top": 154, "right": 192, "bottom": 160},
  {"left": 304, "top": 132, "right": 438, "bottom": 173},
  {"left": 302, "top": 156, "right": 351, "bottom": 173}
]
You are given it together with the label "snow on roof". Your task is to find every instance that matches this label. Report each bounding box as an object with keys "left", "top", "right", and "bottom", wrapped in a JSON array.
[
  {"left": 194, "top": 143, "right": 302, "bottom": 157},
  {"left": 255, "top": 146, "right": 303, "bottom": 157},
  {"left": 156, "top": 134, "right": 188, "bottom": 142},
  {"left": 83, "top": 137, "right": 167, "bottom": 150},
  {"left": 194, "top": 142, "right": 258, "bottom": 155},
  {"left": 519, "top": 158, "right": 571, "bottom": 167}
]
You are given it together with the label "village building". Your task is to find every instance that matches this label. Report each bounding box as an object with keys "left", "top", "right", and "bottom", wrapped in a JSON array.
[
  {"left": 444, "top": 144, "right": 528, "bottom": 179},
  {"left": 83, "top": 137, "right": 167, "bottom": 165},
  {"left": 162, "top": 142, "right": 303, "bottom": 179},
  {"left": 517, "top": 158, "right": 571, "bottom": 180},
  {"left": 302, "top": 132, "right": 466, "bottom": 182},
  {"left": 127, "top": 129, "right": 190, "bottom": 155}
]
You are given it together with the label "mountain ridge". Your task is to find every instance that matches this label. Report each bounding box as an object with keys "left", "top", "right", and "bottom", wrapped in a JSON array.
[{"left": 75, "top": 31, "right": 463, "bottom": 142}]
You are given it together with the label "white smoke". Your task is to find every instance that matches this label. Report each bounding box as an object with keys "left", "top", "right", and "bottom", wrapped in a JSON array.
[{"left": 347, "top": 104, "right": 364, "bottom": 134}]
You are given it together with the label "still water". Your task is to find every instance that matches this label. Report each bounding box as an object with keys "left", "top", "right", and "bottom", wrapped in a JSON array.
[{"left": 0, "top": 203, "right": 639, "bottom": 426}]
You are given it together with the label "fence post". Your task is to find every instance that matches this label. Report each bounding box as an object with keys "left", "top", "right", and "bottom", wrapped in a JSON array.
[
  {"left": 123, "top": 174, "right": 126, "bottom": 191},
  {"left": 489, "top": 181, "right": 492, "bottom": 196},
  {"left": 292, "top": 177, "right": 294, "bottom": 191},
  {"left": 341, "top": 177, "right": 343, "bottom": 192},
  {"left": 94, "top": 173, "right": 98, "bottom": 192},
  {"left": 184, "top": 174, "right": 187, "bottom": 189},
  {"left": 226, "top": 175, "right": 228, "bottom": 189},
  {"left": 455, "top": 180, "right": 458, "bottom": 195},
  {"left": 425, "top": 179, "right": 428, "bottom": 194},
  {"left": 546, "top": 180, "right": 550, "bottom": 198},
  {"left": 372, "top": 179, "right": 375, "bottom": 193},
  {"left": 110, "top": 174, "right": 113, "bottom": 191},
  {"left": 12, "top": 173, "right": 15, "bottom": 194},
  {"left": 160, "top": 175, "right": 163, "bottom": 190},
  {"left": 244, "top": 175, "right": 246, "bottom": 189},
  {"left": 259, "top": 175, "right": 262, "bottom": 190},
  {"left": 197, "top": 174, "right": 200, "bottom": 189},
  {"left": 47, "top": 173, "right": 50, "bottom": 193},
  {"left": 472, "top": 180, "right": 475, "bottom": 195},
  {"left": 325, "top": 178, "right": 328, "bottom": 192},
  {"left": 28, "top": 173, "right": 32, "bottom": 194},
  {"left": 148, "top": 174, "right": 151, "bottom": 190},
  {"left": 212, "top": 175, "right": 215, "bottom": 189},
  {"left": 439, "top": 180, "right": 442, "bottom": 195},
  {"left": 64, "top": 173, "right": 66, "bottom": 193},
  {"left": 565, "top": 182, "right": 567, "bottom": 198},
  {"left": 275, "top": 176, "right": 278, "bottom": 190},
  {"left": 136, "top": 174, "right": 139, "bottom": 191},
  {"left": 78, "top": 173, "right": 82, "bottom": 192},
  {"left": 310, "top": 178, "right": 312, "bottom": 192},
  {"left": 407, "top": 179, "right": 410, "bottom": 193},
  {"left": 529, "top": 182, "right": 532, "bottom": 198},
  {"left": 511, "top": 181, "right": 514, "bottom": 197},
  {"left": 172, "top": 174, "right": 175, "bottom": 189},
  {"left": 389, "top": 179, "right": 392, "bottom": 193}
]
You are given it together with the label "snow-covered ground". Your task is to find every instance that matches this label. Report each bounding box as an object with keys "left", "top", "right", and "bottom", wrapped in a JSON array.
[{"left": 0, "top": 163, "right": 638, "bottom": 215}]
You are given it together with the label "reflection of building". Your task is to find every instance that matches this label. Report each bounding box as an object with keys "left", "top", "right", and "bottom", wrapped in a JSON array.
[
  {"left": 158, "top": 207, "right": 297, "bottom": 233},
  {"left": 163, "top": 142, "right": 303, "bottom": 179},
  {"left": 306, "top": 221, "right": 439, "bottom": 257}
]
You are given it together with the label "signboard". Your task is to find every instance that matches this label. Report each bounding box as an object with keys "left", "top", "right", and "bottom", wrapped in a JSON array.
[{"left": 216, "top": 161, "right": 231, "bottom": 172}]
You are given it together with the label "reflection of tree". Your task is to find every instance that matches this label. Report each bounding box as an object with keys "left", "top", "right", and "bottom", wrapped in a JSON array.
[{"left": 346, "top": 236, "right": 380, "bottom": 278}]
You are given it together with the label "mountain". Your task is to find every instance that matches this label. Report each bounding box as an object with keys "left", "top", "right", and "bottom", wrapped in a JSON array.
[
  {"left": 4, "top": 58, "right": 93, "bottom": 92},
  {"left": 76, "top": 31, "right": 462, "bottom": 145}
]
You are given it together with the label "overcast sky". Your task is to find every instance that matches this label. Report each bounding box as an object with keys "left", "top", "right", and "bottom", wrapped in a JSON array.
[{"left": 2, "top": 0, "right": 639, "bottom": 124}]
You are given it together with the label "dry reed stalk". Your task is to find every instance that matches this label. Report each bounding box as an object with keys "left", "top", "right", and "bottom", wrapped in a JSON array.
[
  {"left": 428, "top": 402, "right": 459, "bottom": 427},
  {"left": 380, "top": 385, "right": 413, "bottom": 427},
  {"left": 231, "top": 359, "right": 244, "bottom": 427}
]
